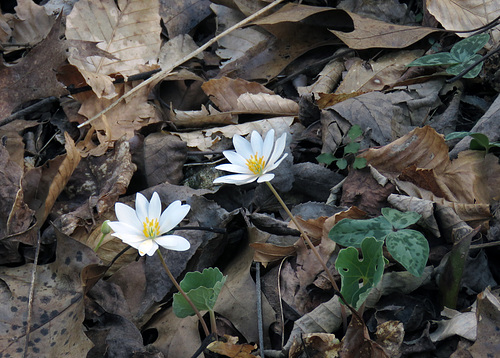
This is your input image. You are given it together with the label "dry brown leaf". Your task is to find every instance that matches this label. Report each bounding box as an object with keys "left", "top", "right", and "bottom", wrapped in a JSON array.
[
  {"left": 38, "top": 133, "right": 81, "bottom": 226},
  {"left": 171, "top": 104, "right": 237, "bottom": 128},
  {"left": 66, "top": 0, "right": 161, "bottom": 98},
  {"left": 375, "top": 321, "right": 404, "bottom": 356},
  {"left": 297, "top": 58, "right": 344, "bottom": 96},
  {"left": 207, "top": 339, "right": 258, "bottom": 358},
  {"left": 160, "top": 0, "right": 211, "bottom": 38},
  {"left": 235, "top": 93, "right": 299, "bottom": 115},
  {"left": 11, "top": 0, "right": 54, "bottom": 45},
  {"left": 340, "top": 313, "right": 390, "bottom": 358},
  {"left": 202, "top": 77, "right": 274, "bottom": 112},
  {"left": 426, "top": 0, "right": 500, "bottom": 43},
  {"left": 0, "top": 18, "right": 68, "bottom": 119},
  {"left": 250, "top": 242, "right": 296, "bottom": 267},
  {"left": 0, "top": 12, "right": 11, "bottom": 43},
  {"left": 289, "top": 333, "right": 341, "bottom": 358},
  {"left": 335, "top": 50, "right": 422, "bottom": 94},
  {"left": 317, "top": 91, "right": 365, "bottom": 109}
]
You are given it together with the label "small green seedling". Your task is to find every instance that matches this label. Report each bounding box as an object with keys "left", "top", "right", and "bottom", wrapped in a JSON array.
[
  {"left": 173, "top": 267, "right": 226, "bottom": 332},
  {"left": 317, "top": 125, "right": 367, "bottom": 170},
  {"left": 335, "top": 236, "right": 387, "bottom": 309},
  {"left": 445, "top": 131, "right": 500, "bottom": 153},
  {"left": 407, "top": 33, "right": 489, "bottom": 78},
  {"left": 330, "top": 208, "right": 429, "bottom": 277}
]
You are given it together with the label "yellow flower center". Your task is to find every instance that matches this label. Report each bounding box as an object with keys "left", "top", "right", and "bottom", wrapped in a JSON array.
[
  {"left": 246, "top": 154, "right": 267, "bottom": 175},
  {"left": 143, "top": 217, "right": 160, "bottom": 238}
]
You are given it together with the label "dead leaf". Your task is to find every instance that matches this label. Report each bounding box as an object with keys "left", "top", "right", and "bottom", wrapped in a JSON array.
[
  {"left": 0, "top": 234, "right": 98, "bottom": 357},
  {"left": 207, "top": 339, "right": 258, "bottom": 358},
  {"left": 0, "top": 17, "right": 68, "bottom": 119},
  {"left": 375, "top": 321, "right": 405, "bottom": 357},
  {"left": 250, "top": 242, "right": 296, "bottom": 267},
  {"left": 160, "top": 0, "right": 212, "bottom": 38},
  {"left": 340, "top": 313, "right": 389, "bottom": 358},
  {"left": 11, "top": 0, "right": 54, "bottom": 45},
  {"left": 66, "top": 0, "right": 161, "bottom": 98},
  {"left": 430, "top": 308, "right": 477, "bottom": 342},
  {"left": 297, "top": 58, "right": 345, "bottom": 96},
  {"left": 426, "top": 0, "right": 500, "bottom": 43},
  {"left": 171, "top": 104, "right": 237, "bottom": 128},
  {"left": 289, "top": 332, "right": 341, "bottom": 358}
]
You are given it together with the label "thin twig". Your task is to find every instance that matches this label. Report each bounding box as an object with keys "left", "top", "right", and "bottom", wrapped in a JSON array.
[
  {"left": 156, "top": 249, "right": 210, "bottom": 336},
  {"left": 24, "top": 231, "right": 42, "bottom": 357},
  {"left": 255, "top": 262, "right": 265, "bottom": 358},
  {"left": 77, "top": 0, "right": 286, "bottom": 128},
  {"left": 0, "top": 97, "right": 58, "bottom": 127}
]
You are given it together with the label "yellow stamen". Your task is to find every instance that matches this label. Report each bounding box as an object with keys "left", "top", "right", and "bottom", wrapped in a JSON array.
[
  {"left": 142, "top": 217, "right": 160, "bottom": 238},
  {"left": 246, "top": 154, "right": 267, "bottom": 174}
]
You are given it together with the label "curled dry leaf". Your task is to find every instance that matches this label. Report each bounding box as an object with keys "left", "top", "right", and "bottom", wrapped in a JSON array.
[
  {"left": 171, "top": 104, "right": 236, "bottom": 128},
  {"left": 66, "top": 0, "right": 161, "bottom": 98},
  {"left": 11, "top": 0, "right": 54, "bottom": 45},
  {"left": 296, "top": 58, "right": 344, "bottom": 96}
]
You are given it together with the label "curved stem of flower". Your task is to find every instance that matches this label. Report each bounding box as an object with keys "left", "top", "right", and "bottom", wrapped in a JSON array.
[
  {"left": 265, "top": 181, "right": 348, "bottom": 329},
  {"left": 208, "top": 309, "right": 218, "bottom": 339},
  {"left": 94, "top": 233, "right": 106, "bottom": 252},
  {"left": 156, "top": 249, "right": 210, "bottom": 337}
]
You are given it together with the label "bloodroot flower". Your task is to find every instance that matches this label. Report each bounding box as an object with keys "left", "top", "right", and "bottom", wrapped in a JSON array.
[
  {"left": 108, "top": 192, "right": 191, "bottom": 256},
  {"left": 214, "top": 129, "right": 287, "bottom": 185}
]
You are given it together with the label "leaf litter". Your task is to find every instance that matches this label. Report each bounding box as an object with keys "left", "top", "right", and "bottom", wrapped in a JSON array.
[{"left": 0, "top": 0, "right": 499, "bottom": 357}]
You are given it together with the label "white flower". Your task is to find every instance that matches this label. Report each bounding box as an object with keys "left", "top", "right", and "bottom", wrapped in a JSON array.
[
  {"left": 108, "top": 192, "right": 191, "bottom": 256},
  {"left": 214, "top": 129, "right": 288, "bottom": 185}
]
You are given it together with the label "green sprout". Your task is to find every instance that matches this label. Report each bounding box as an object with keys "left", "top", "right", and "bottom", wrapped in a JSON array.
[{"left": 317, "top": 125, "right": 367, "bottom": 170}]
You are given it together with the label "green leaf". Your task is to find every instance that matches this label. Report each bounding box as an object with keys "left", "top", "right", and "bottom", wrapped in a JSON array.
[
  {"left": 173, "top": 267, "right": 227, "bottom": 318},
  {"left": 317, "top": 153, "right": 338, "bottom": 165},
  {"left": 445, "top": 131, "right": 473, "bottom": 141},
  {"left": 407, "top": 52, "right": 457, "bottom": 67},
  {"left": 335, "top": 237, "right": 386, "bottom": 309},
  {"left": 336, "top": 158, "right": 348, "bottom": 170},
  {"left": 381, "top": 208, "right": 421, "bottom": 229},
  {"left": 344, "top": 142, "right": 360, "bottom": 154},
  {"left": 330, "top": 216, "right": 392, "bottom": 248},
  {"left": 446, "top": 54, "right": 483, "bottom": 78},
  {"left": 385, "top": 230, "right": 429, "bottom": 277},
  {"left": 353, "top": 157, "right": 367, "bottom": 169},
  {"left": 469, "top": 133, "right": 491, "bottom": 151},
  {"left": 348, "top": 124, "right": 363, "bottom": 140},
  {"left": 450, "top": 33, "right": 489, "bottom": 62}
]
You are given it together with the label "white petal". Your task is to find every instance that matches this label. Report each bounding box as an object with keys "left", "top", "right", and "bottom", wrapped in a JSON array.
[
  {"left": 257, "top": 173, "right": 275, "bottom": 183},
  {"left": 215, "top": 163, "right": 251, "bottom": 174},
  {"left": 138, "top": 239, "right": 158, "bottom": 256},
  {"left": 114, "top": 203, "right": 142, "bottom": 230},
  {"left": 135, "top": 192, "right": 149, "bottom": 223},
  {"left": 267, "top": 132, "right": 287, "bottom": 167},
  {"left": 223, "top": 150, "right": 250, "bottom": 168},
  {"left": 111, "top": 232, "right": 145, "bottom": 244},
  {"left": 266, "top": 152, "right": 288, "bottom": 172},
  {"left": 233, "top": 134, "right": 253, "bottom": 158},
  {"left": 251, "top": 131, "right": 264, "bottom": 155},
  {"left": 213, "top": 173, "right": 257, "bottom": 185},
  {"left": 155, "top": 235, "right": 191, "bottom": 251},
  {"left": 262, "top": 130, "right": 275, "bottom": 162},
  {"left": 148, "top": 192, "right": 162, "bottom": 220},
  {"left": 159, "top": 201, "right": 190, "bottom": 233},
  {"left": 108, "top": 221, "right": 142, "bottom": 236}
]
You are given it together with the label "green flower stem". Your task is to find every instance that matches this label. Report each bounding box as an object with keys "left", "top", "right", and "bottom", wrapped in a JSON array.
[
  {"left": 94, "top": 233, "right": 106, "bottom": 252},
  {"left": 156, "top": 249, "right": 210, "bottom": 336},
  {"left": 208, "top": 309, "right": 217, "bottom": 339},
  {"left": 265, "top": 181, "right": 348, "bottom": 329}
]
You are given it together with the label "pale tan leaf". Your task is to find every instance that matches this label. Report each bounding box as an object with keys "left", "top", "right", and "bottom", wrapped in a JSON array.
[
  {"left": 335, "top": 50, "right": 422, "bottom": 94},
  {"left": 297, "top": 58, "right": 344, "bottom": 96},
  {"left": 202, "top": 77, "right": 274, "bottom": 112},
  {"left": 160, "top": 0, "right": 211, "bottom": 38},
  {"left": 39, "top": 133, "right": 81, "bottom": 225},
  {"left": 426, "top": 0, "right": 500, "bottom": 43},
  {"left": 66, "top": 0, "right": 161, "bottom": 98},
  {"left": 171, "top": 104, "right": 237, "bottom": 128},
  {"left": 171, "top": 116, "right": 294, "bottom": 151},
  {"left": 235, "top": 93, "right": 299, "bottom": 115},
  {"left": 159, "top": 34, "right": 202, "bottom": 69},
  {"left": 0, "top": 13, "right": 11, "bottom": 43},
  {"left": 11, "top": 0, "right": 54, "bottom": 45}
]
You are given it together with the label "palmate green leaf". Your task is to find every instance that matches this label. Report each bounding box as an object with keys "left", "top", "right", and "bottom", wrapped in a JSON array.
[
  {"left": 335, "top": 237, "right": 386, "bottom": 309},
  {"left": 450, "top": 33, "right": 489, "bottom": 62},
  {"left": 330, "top": 216, "right": 392, "bottom": 248},
  {"left": 173, "top": 267, "right": 227, "bottom": 318},
  {"left": 381, "top": 207, "right": 421, "bottom": 229},
  {"left": 344, "top": 142, "right": 360, "bottom": 154},
  {"left": 353, "top": 157, "right": 367, "bottom": 169},
  {"left": 407, "top": 52, "right": 458, "bottom": 67},
  {"left": 446, "top": 54, "right": 483, "bottom": 78},
  {"left": 317, "top": 153, "right": 338, "bottom": 165},
  {"left": 348, "top": 124, "right": 363, "bottom": 140},
  {"left": 469, "top": 133, "right": 491, "bottom": 151},
  {"left": 336, "top": 158, "right": 348, "bottom": 170},
  {"left": 386, "top": 230, "right": 429, "bottom": 277}
]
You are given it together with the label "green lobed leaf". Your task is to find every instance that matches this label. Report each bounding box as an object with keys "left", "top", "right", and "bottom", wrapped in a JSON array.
[
  {"left": 381, "top": 208, "right": 421, "bottom": 229},
  {"left": 445, "top": 131, "right": 473, "bottom": 141},
  {"left": 173, "top": 267, "right": 227, "bottom": 318},
  {"left": 344, "top": 142, "right": 360, "bottom": 154},
  {"left": 353, "top": 157, "right": 367, "bottom": 169},
  {"left": 407, "top": 52, "right": 458, "bottom": 67},
  {"left": 446, "top": 54, "right": 483, "bottom": 78},
  {"left": 469, "top": 133, "right": 491, "bottom": 151},
  {"left": 335, "top": 237, "right": 386, "bottom": 309},
  {"left": 348, "top": 124, "right": 363, "bottom": 140},
  {"left": 329, "top": 216, "right": 392, "bottom": 248},
  {"left": 385, "top": 230, "right": 429, "bottom": 277},
  {"left": 317, "top": 153, "right": 338, "bottom": 165},
  {"left": 336, "top": 158, "right": 348, "bottom": 170},
  {"left": 450, "top": 33, "right": 489, "bottom": 62}
]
